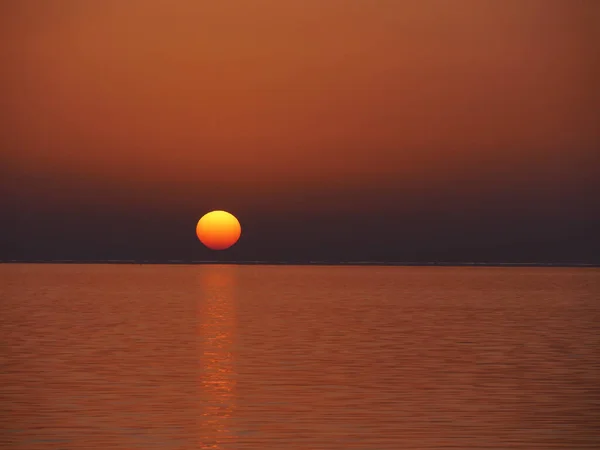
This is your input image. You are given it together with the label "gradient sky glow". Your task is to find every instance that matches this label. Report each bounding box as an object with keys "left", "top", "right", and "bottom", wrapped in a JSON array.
[{"left": 2, "top": 0, "right": 599, "bottom": 262}]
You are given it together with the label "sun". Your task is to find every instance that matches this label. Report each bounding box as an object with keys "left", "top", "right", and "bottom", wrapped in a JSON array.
[{"left": 196, "top": 210, "right": 241, "bottom": 250}]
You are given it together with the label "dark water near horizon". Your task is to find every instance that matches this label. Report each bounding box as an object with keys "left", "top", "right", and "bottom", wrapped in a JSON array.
[{"left": 1, "top": 264, "right": 599, "bottom": 449}]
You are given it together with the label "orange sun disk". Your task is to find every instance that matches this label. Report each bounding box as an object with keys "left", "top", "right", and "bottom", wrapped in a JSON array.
[{"left": 196, "top": 211, "right": 241, "bottom": 250}]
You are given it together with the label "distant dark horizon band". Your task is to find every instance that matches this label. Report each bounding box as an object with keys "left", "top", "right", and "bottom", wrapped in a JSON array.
[{"left": 2, "top": 260, "right": 598, "bottom": 268}]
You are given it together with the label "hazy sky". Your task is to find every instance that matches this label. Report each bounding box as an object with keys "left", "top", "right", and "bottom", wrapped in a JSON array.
[{"left": 2, "top": 0, "right": 599, "bottom": 262}]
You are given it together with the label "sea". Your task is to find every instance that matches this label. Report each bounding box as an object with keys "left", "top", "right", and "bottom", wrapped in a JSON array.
[{"left": 1, "top": 263, "right": 599, "bottom": 449}]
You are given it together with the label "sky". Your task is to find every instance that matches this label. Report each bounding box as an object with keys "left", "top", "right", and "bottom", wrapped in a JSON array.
[{"left": 2, "top": 0, "right": 599, "bottom": 263}]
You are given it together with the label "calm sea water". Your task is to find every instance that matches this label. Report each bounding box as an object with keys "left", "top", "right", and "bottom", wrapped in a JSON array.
[{"left": 1, "top": 264, "right": 599, "bottom": 449}]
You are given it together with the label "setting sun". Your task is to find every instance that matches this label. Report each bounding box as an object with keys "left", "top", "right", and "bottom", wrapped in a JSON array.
[{"left": 196, "top": 211, "right": 241, "bottom": 251}]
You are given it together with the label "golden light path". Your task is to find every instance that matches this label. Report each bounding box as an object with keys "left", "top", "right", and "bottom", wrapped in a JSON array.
[{"left": 198, "top": 265, "right": 238, "bottom": 449}]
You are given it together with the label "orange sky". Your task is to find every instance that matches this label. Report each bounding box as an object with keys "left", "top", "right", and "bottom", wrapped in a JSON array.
[{"left": 3, "top": 0, "right": 599, "bottom": 215}]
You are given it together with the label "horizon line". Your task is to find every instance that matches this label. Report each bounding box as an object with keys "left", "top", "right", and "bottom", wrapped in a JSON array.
[{"left": 1, "top": 260, "right": 598, "bottom": 268}]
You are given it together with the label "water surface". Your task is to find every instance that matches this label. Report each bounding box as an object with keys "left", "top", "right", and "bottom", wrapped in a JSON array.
[{"left": 1, "top": 264, "right": 599, "bottom": 448}]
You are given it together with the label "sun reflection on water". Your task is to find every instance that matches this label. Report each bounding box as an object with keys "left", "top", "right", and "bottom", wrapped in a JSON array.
[{"left": 198, "top": 265, "right": 238, "bottom": 449}]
